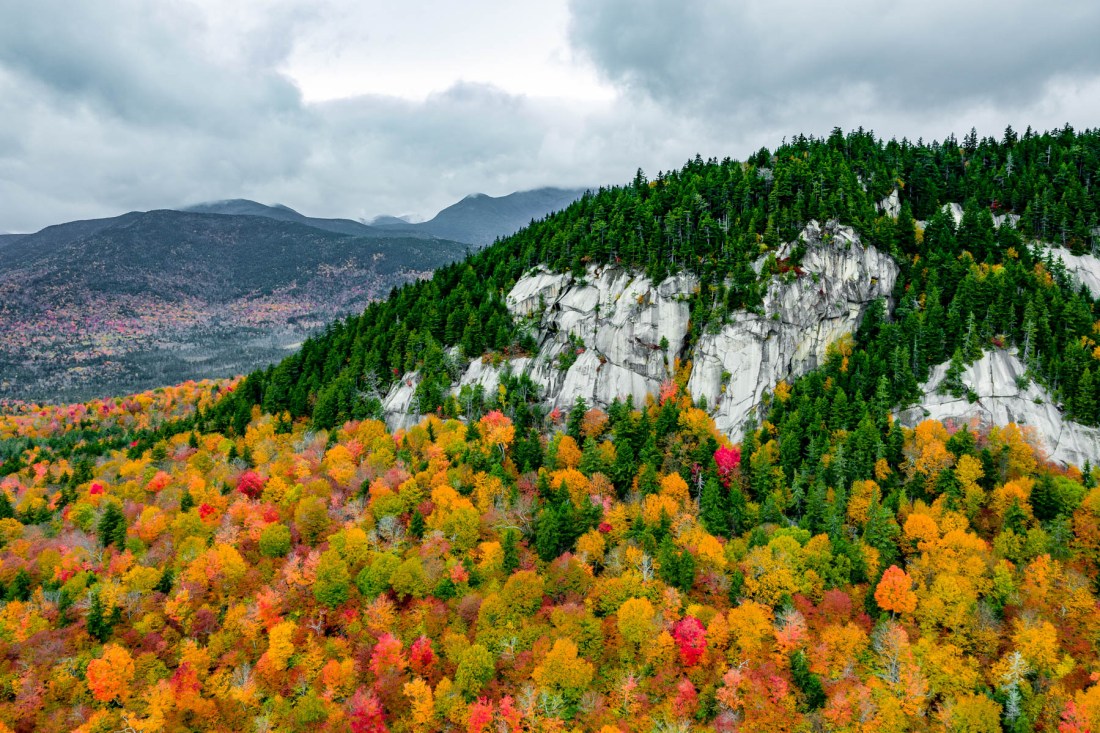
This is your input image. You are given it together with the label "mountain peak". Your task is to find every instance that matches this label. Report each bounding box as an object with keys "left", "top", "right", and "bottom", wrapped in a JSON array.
[
  {"left": 370, "top": 186, "right": 589, "bottom": 246},
  {"left": 181, "top": 199, "right": 304, "bottom": 218}
]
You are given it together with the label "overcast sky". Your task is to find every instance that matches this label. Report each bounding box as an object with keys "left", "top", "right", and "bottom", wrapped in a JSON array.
[{"left": 2, "top": 0, "right": 1098, "bottom": 233}]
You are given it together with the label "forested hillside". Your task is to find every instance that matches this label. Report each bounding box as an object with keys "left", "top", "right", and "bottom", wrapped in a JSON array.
[
  {"left": 0, "top": 210, "right": 469, "bottom": 402},
  {"left": 1, "top": 126, "right": 1100, "bottom": 732},
  {"left": 1, "top": 375, "right": 1100, "bottom": 731},
  {"left": 220, "top": 125, "right": 1100, "bottom": 435}
]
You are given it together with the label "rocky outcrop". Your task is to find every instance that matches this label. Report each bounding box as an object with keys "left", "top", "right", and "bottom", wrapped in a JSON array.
[
  {"left": 687, "top": 221, "right": 897, "bottom": 437},
  {"left": 382, "top": 220, "right": 898, "bottom": 440},
  {"left": 1044, "top": 246, "right": 1100, "bottom": 298},
  {"left": 898, "top": 349, "right": 1100, "bottom": 468},
  {"left": 381, "top": 372, "right": 424, "bottom": 431},
  {"left": 383, "top": 217, "right": 1098, "bottom": 469},
  {"left": 877, "top": 190, "right": 901, "bottom": 218},
  {"left": 505, "top": 266, "right": 697, "bottom": 411},
  {"left": 928, "top": 202, "right": 1018, "bottom": 230}
]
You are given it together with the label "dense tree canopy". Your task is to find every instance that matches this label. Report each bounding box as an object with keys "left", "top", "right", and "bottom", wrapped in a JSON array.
[
  {"left": 0, "top": 126, "right": 1099, "bottom": 731},
  {"left": 200, "top": 125, "right": 1100, "bottom": 436}
]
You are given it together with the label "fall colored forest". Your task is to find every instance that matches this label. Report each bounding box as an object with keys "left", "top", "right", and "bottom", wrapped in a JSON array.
[
  {"left": 1, "top": 126, "right": 1100, "bottom": 733},
  {"left": 0, "top": 372, "right": 1099, "bottom": 733}
]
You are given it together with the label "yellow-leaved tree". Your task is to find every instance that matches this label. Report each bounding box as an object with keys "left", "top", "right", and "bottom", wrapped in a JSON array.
[{"left": 532, "top": 638, "right": 595, "bottom": 694}]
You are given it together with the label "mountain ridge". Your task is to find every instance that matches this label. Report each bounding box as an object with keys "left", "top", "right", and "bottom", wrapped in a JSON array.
[
  {"left": 179, "top": 199, "right": 412, "bottom": 240},
  {"left": 211, "top": 126, "right": 1100, "bottom": 475},
  {"left": 369, "top": 186, "right": 589, "bottom": 245},
  {"left": 0, "top": 209, "right": 471, "bottom": 401}
]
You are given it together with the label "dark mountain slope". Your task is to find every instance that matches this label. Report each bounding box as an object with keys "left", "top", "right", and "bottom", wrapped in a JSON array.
[
  {"left": 0, "top": 212, "right": 144, "bottom": 265},
  {"left": 180, "top": 199, "right": 423, "bottom": 239},
  {"left": 182, "top": 188, "right": 589, "bottom": 247},
  {"left": 0, "top": 210, "right": 469, "bottom": 401}
]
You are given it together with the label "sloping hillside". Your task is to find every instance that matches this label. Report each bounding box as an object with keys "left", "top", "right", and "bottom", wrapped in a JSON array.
[
  {"left": 217, "top": 128, "right": 1100, "bottom": 470},
  {"left": 2, "top": 127, "right": 1100, "bottom": 733},
  {"left": 0, "top": 210, "right": 468, "bottom": 401}
]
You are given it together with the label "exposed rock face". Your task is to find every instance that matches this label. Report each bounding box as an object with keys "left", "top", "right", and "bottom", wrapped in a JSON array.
[
  {"left": 687, "top": 221, "right": 898, "bottom": 438},
  {"left": 898, "top": 349, "right": 1100, "bottom": 468},
  {"left": 380, "top": 220, "right": 1096, "bottom": 470},
  {"left": 382, "top": 220, "right": 898, "bottom": 441},
  {"left": 933, "top": 202, "right": 1018, "bottom": 230},
  {"left": 941, "top": 202, "right": 965, "bottom": 228},
  {"left": 380, "top": 372, "right": 423, "bottom": 431},
  {"left": 505, "top": 266, "right": 698, "bottom": 411},
  {"left": 877, "top": 190, "right": 901, "bottom": 218},
  {"left": 1045, "top": 246, "right": 1100, "bottom": 298}
]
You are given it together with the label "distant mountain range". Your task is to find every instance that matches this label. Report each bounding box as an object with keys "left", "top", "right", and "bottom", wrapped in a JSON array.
[
  {"left": 0, "top": 209, "right": 468, "bottom": 402},
  {"left": 368, "top": 187, "right": 589, "bottom": 246},
  {"left": 183, "top": 186, "right": 588, "bottom": 247},
  {"left": 180, "top": 199, "right": 403, "bottom": 239},
  {"left": 0, "top": 186, "right": 589, "bottom": 402}
]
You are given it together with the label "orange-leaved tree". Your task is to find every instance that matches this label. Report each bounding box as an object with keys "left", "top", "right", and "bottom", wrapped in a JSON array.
[
  {"left": 875, "top": 565, "right": 918, "bottom": 616},
  {"left": 86, "top": 644, "right": 135, "bottom": 703}
]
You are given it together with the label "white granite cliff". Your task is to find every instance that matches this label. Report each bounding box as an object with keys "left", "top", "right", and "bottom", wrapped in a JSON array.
[
  {"left": 383, "top": 220, "right": 897, "bottom": 440},
  {"left": 1044, "top": 246, "right": 1100, "bottom": 298},
  {"left": 898, "top": 349, "right": 1100, "bottom": 468},
  {"left": 380, "top": 217, "right": 1099, "bottom": 469},
  {"left": 686, "top": 221, "right": 897, "bottom": 437}
]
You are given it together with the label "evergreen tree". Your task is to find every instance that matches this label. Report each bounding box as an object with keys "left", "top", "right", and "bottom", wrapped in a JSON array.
[
  {"left": 535, "top": 509, "right": 562, "bottom": 562},
  {"left": 5, "top": 569, "right": 31, "bottom": 602},
  {"left": 578, "top": 435, "right": 604, "bottom": 476},
  {"left": 941, "top": 348, "right": 968, "bottom": 398},
  {"left": 1074, "top": 368, "right": 1096, "bottom": 422},
  {"left": 502, "top": 528, "right": 520, "bottom": 574},
  {"left": 155, "top": 568, "right": 174, "bottom": 594},
  {"left": 657, "top": 536, "right": 695, "bottom": 592},
  {"left": 566, "top": 397, "right": 588, "bottom": 441},
  {"left": 87, "top": 589, "right": 113, "bottom": 642},
  {"left": 97, "top": 503, "right": 127, "bottom": 550},
  {"left": 699, "top": 476, "right": 730, "bottom": 536},
  {"left": 408, "top": 509, "right": 426, "bottom": 539},
  {"left": 790, "top": 649, "right": 826, "bottom": 710},
  {"left": 802, "top": 481, "right": 828, "bottom": 535}
]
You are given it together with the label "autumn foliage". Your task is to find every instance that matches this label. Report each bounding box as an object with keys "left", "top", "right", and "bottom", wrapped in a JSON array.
[{"left": 0, "top": 375, "right": 1097, "bottom": 733}]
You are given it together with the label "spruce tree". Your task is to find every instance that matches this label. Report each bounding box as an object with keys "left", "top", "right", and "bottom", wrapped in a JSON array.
[
  {"left": 941, "top": 348, "right": 968, "bottom": 398},
  {"left": 790, "top": 649, "right": 826, "bottom": 710},
  {"left": 699, "top": 476, "right": 729, "bottom": 536},
  {"left": 1074, "top": 368, "right": 1096, "bottom": 423},
  {"left": 97, "top": 503, "right": 127, "bottom": 550},
  {"left": 535, "top": 509, "right": 561, "bottom": 562},
  {"left": 408, "top": 509, "right": 426, "bottom": 539},
  {"left": 502, "top": 528, "right": 520, "bottom": 574},
  {"left": 87, "top": 589, "right": 113, "bottom": 642}
]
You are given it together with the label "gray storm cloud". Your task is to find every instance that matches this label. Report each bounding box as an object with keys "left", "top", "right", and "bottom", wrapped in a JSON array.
[
  {"left": 1, "top": 0, "right": 1098, "bottom": 233},
  {"left": 568, "top": 0, "right": 1100, "bottom": 120}
]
